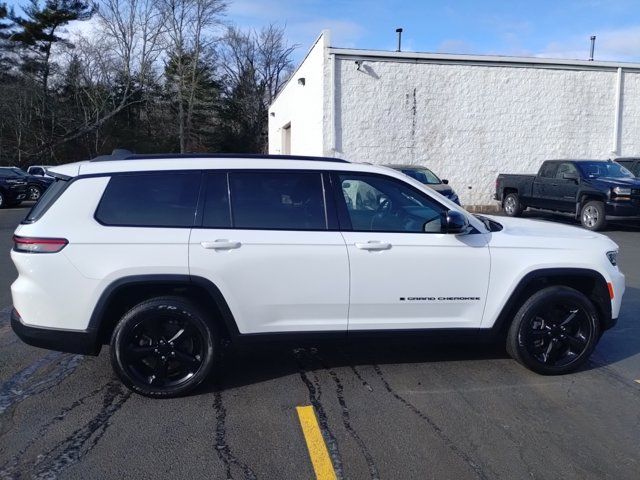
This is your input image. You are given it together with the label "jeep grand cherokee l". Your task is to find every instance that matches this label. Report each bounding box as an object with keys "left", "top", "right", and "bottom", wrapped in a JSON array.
[{"left": 10, "top": 153, "right": 625, "bottom": 397}]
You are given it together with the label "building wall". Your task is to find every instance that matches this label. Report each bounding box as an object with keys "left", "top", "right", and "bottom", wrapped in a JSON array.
[
  {"left": 621, "top": 72, "right": 640, "bottom": 155},
  {"left": 330, "top": 58, "right": 640, "bottom": 206},
  {"left": 268, "top": 32, "right": 329, "bottom": 156}
]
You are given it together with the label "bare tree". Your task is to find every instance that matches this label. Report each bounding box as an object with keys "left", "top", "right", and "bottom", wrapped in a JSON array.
[{"left": 160, "top": 0, "right": 226, "bottom": 152}]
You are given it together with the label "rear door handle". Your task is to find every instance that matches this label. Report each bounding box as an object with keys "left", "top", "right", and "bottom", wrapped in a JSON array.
[
  {"left": 201, "top": 240, "right": 241, "bottom": 250},
  {"left": 355, "top": 241, "right": 391, "bottom": 251}
]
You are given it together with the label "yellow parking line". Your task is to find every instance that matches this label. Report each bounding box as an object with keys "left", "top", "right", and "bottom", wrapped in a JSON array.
[{"left": 296, "top": 406, "right": 337, "bottom": 480}]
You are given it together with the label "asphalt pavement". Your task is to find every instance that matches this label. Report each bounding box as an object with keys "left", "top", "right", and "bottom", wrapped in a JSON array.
[{"left": 0, "top": 205, "right": 639, "bottom": 480}]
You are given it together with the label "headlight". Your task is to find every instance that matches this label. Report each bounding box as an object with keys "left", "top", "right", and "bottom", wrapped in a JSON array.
[
  {"left": 612, "top": 186, "right": 631, "bottom": 196},
  {"left": 606, "top": 250, "right": 618, "bottom": 266}
]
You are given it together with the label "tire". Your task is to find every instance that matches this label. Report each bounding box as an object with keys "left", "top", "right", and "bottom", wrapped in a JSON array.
[
  {"left": 580, "top": 200, "right": 606, "bottom": 231},
  {"left": 110, "top": 296, "right": 218, "bottom": 398},
  {"left": 506, "top": 286, "right": 600, "bottom": 375},
  {"left": 503, "top": 193, "right": 523, "bottom": 217},
  {"left": 28, "top": 185, "right": 42, "bottom": 201},
  {"left": 0, "top": 191, "right": 4, "bottom": 209}
]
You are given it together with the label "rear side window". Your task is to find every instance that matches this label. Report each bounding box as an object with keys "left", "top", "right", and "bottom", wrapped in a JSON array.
[
  {"left": 229, "top": 171, "right": 326, "bottom": 230},
  {"left": 202, "top": 172, "right": 231, "bottom": 228},
  {"left": 24, "top": 179, "right": 69, "bottom": 223},
  {"left": 539, "top": 162, "right": 558, "bottom": 178},
  {"left": 96, "top": 172, "right": 200, "bottom": 227}
]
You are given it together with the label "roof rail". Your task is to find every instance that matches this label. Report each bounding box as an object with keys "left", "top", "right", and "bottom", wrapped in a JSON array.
[{"left": 90, "top": 150, "right": 349, "bottom": 164}]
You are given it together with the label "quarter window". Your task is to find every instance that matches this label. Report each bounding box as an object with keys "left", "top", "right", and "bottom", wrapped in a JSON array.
[
  {"left": 96, "top": 172, "right": 200, "bottom": 227},
  {"left": 337, "top": 174, "right": 446, "bottom": 233},
  {"left": 229, "top": 172, "right": 326, "bottom": 230}
]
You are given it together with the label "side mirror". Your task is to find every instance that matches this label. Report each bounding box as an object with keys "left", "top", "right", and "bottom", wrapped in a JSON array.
[
  {"left": 441, "top": 179, "right": 449, "bottom": 184},
  {"left": 440, "top": 210, "right": 469, "bottom": 234},
  {"left": 563, "top": 173, "right": 579, "bottom": 182}
]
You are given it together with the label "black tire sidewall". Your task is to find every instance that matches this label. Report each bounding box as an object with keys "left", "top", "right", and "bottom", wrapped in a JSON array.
[
  {"left": 581, "top": 201, "right": 606, "bottom": 231},
  {"left": 507, "top": 286, "right": 600, "bottom": 375},
  {"left": 110, "top": 297, "right": 217, "bottom": 398},
  {"left": 0, "top": 191, "right": 4, "bottom": 208}
]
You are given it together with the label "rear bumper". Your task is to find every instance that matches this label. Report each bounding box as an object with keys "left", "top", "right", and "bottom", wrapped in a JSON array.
[{"left": 10, "top": 308, "right": 100, "bottom": 355}]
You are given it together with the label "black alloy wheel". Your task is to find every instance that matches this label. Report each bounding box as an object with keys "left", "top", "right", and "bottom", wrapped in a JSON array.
[
  {"left": 507, "top": 286, "right": 600, "bottom": 374},
  {"left": 111, "top": 296, "right": 217, "bottom": 397}
]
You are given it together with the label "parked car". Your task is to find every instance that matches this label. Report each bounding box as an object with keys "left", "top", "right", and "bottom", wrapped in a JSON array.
[
  {"left": 614, "top": 157, "right": 640, "bottom": 177},
  {"left": 384, "top": 164, "right": 461, "bottom": 204},
  {"left": 26, "top": 165, "right": 53, "bottom": 178},
  {"left": 496, "top": 159, "right": 640, "bottom": 231},
  {"left": 0, "top": 169, "right": 28, "bottom": 208},
  {"left": 11, "top": 152, "right": 624, "bottom": 397},
  {"left": 0, "top": 167, "right": 53, "bottom": 201}
]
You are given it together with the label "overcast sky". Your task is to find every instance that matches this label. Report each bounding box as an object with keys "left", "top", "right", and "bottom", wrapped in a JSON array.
[{"left": 7, "top": 0, "right": 640, "bottom": 63}]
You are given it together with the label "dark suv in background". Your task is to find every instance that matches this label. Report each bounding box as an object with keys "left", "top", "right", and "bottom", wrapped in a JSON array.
[
  {"left": 615, "top": 158, "right": 640, "bottom": 177},
  {"left": 0, "top": 168, "right": 28, "bottom": 208},
  {"left": 0, "top": 167, "right": 53, "bottom": 201}
]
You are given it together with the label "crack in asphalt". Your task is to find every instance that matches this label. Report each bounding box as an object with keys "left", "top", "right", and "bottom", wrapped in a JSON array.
[
  {"left": 29, "top": 381, "right": 131, "bottom": 480},
  {"left": 305, "top": 349, "right": 380, "bottom": 480},
  {"left": 0, "top": 352, "right": 84, "bottom": 417},
  {"left": 213, "top": 390, "right": 258, "bottom": 480},
  {"left": 0, "top": 382, "right": 113, "bottom": 479},
  {"left": 293, "top": 348, "right": 344, "bottom": 479},
  {"left": 372, "top": 364, "right": 490, "bottom": 480}
]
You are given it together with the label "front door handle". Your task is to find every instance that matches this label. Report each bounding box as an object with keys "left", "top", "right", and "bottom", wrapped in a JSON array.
[
  {"left": 355, "top": 241, "right": 391, "bottom": 251},
  {"left": 201, "top": 240, "right": 241, "bottom": 250}
]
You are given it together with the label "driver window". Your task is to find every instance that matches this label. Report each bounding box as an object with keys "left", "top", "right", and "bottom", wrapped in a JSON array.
[{"left": 338, "top": 174, "right": 446, "bottom": 233}]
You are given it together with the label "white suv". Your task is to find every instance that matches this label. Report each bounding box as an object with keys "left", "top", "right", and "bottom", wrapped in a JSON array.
[{"left": 10, "top": 153, "right": 625, "bottom": 397}]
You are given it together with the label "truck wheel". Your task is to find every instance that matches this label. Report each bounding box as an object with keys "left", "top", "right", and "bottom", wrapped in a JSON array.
[
  {"left": 580, "top": 201, "right": 606, "bottom": 231},
  {"left": 0, "top": 191, "right": 4, "bottom": 208},
  {"left": 110, "top": 296, "right": 218, "bottom": 398},
  {"left": 506, "top": 286, "right": 600, "bottom": 375},
  {"left": 503, "top": 193, "right": 523, "bottom": 216}
]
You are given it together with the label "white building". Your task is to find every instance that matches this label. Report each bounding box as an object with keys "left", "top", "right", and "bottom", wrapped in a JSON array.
[{"left": 268, "top": 30, "right": 640, "bottom": 208}]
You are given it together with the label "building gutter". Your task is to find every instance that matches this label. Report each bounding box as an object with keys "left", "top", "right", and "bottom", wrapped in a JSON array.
[{"left": 611, "top": 67, "right": 623, "bottom": 157}]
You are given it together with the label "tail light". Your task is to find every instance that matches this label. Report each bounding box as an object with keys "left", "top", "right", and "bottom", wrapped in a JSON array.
[{"left": 13, "top": 235, "right": 68, "bottom": 253}]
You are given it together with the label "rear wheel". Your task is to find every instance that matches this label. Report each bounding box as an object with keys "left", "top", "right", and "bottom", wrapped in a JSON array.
[
  {"left": 507, "top": 286, "right": 600, "bottom": 375},
  {"left": 580, "top": 200, "right": 606, "bottom": 231},
  {"left": 503, "top": 193, "right": 523, "bottom": 217},
  {"left": 0, "top": 191, "right": 4, "bottom": 208},
  {"left": 110, "top": 296, "right": 218, "bottom": 397}
]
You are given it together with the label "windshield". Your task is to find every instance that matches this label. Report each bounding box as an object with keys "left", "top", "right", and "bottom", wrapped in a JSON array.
[
  {"left": 399, "top": 168, "right": 441, "bottom": 185},
  {"left": 577, "top": 161, "right": 634, "bottom": 179}
]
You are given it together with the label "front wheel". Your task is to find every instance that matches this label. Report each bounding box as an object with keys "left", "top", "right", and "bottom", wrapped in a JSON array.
[
  {"left": 507, "top": 286, "right": 600, "bottom": 375},
  {"left": 28, "top": 185, "right": 42, "bottom": 201},
  {"left": 503, "top": 193, "right": 523, "bottom": 217},
  {"left": 580, "top": 200, "right": 606, "bottom": 231},
  {"left": 110, "top": 296, "right": 218, "bottom": 397}
]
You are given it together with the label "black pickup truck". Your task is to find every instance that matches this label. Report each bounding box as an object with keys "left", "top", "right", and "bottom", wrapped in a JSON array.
[{"left": 495, "top": 159, "right": 640, "bottom": 231}]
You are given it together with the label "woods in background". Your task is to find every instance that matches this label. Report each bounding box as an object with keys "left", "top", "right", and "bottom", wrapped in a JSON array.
[{"left": 0, "top": 0, "right": 297, "bottom": 166}]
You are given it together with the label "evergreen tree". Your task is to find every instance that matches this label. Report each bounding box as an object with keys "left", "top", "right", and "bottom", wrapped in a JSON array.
[{"left": 11, "top": 0, "right": 93, "bottom": 93}]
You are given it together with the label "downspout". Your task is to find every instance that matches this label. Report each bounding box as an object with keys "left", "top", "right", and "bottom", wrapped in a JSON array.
[
  {"left": 329, "top": 50, "right": 337, "bottom": 154},
  {"left": 611, "top": 67, "right": 623, "bottom": 158}
]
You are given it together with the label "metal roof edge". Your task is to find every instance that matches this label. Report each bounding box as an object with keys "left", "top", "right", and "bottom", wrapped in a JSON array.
[{"left": 328, "top": 47, "right": 640, "bottom": 71}]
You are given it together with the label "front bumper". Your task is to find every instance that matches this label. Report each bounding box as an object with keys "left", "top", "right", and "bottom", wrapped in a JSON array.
[
  {"left": 605, "top": 200, "right": 640, "bottom": 218},
  {"left": 10, "top": 308, "right": 100, "bottom": 355}
]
